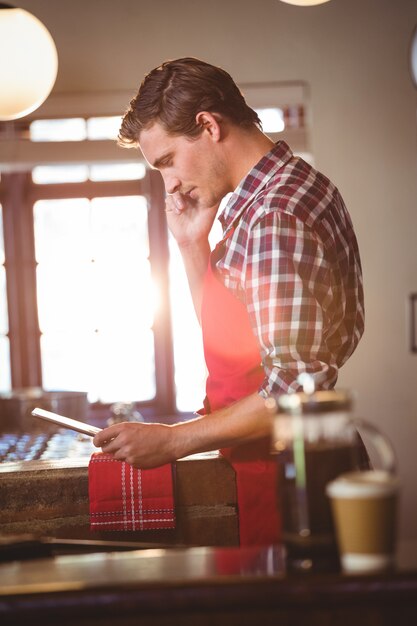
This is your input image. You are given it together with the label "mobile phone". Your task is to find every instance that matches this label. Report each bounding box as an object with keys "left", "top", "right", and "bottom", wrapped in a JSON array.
[{"left": 31, "top": 407, "right": 102, "bottom": 437}]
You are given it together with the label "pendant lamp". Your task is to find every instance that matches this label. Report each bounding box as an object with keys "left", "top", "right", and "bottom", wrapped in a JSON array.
[
  {"left": 411, "top": 26, "right": 417, "bottom": 88},
  {"left": 279, "top": 1, "right": 332, "bottom": 6},
  {"left": 0, "top": 3, "right": 58, "bottom": 121}
]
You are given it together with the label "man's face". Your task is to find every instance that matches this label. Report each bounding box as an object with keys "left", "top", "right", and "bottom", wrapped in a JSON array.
[{"left": 139, "top": 120, "right": 230, "bottom": 209}]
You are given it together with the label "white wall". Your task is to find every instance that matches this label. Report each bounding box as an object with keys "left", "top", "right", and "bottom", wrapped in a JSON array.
[{"left": 15, "top": 0, "right": 417, "bottom": 540}]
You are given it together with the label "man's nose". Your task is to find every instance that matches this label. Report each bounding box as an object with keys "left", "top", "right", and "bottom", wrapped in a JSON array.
[{"left": 163, "top": 175, "right": 181, "bottom": 195}]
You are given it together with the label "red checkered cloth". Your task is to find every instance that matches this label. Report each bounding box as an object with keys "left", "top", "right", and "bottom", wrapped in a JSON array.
[{"left": 88, "top": 453, "right": 176, "bottom": 531}]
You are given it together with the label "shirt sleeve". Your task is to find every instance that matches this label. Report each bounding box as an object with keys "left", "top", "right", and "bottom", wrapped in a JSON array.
[{"left": 243, "top": 210, "right": 338, "bottom": 397}]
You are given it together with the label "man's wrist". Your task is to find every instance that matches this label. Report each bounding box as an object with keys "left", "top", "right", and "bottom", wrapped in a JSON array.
[
  {"left": 170, "top": 418, "right": 204, "bottom": 460},
  {"left": 178, "top": 238, "right": 210, "bottom": 253}
]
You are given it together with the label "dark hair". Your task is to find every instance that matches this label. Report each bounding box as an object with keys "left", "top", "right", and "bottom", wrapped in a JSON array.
[{"left": 118, "top": 57, "right": 261, "bottom": 147}]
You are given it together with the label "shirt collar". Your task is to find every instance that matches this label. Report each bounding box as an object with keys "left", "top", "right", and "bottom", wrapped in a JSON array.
[{"left": 218, "top": 140, "right": 294, "bottom": 232}]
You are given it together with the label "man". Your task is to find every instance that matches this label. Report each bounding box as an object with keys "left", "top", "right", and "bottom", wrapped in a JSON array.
[{"left": 93, "top": 57, "right": 364, "bottom": 544}]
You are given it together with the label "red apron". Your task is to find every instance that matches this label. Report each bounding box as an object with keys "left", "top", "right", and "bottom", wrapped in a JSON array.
[{"left": 201, "top": 230, "right": 281, "bottom": 546}]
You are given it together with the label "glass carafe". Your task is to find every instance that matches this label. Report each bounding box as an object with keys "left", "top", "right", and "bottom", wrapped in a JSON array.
[{"left": 270, "top": 387, "right": 396, "bottom": 572}]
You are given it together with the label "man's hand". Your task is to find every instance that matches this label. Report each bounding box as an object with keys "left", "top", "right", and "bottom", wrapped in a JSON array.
[
  {"left": 165, "top": 192, "right": 218, "bottom": 248},
  {"left": 93, "top": 422, "right": 177, "bottom": 469}
]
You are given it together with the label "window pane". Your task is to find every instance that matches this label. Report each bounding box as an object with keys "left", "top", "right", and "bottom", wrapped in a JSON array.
[
  {"left": 89, "top": 162, "right": 146, "bottom": 182},
  {"left": 40, "top": 332, "right": 93, "bottom": 393},
  {"left": 30, "top": 118, "right": 87, "bottom": 142},
  {"left": 33, "top": 165, "right": 89, "bottom": 184},
  {"left": 36, "top": 261, "right": 95, "bottom": 333},
  {"left": 90, "top": 196, "right": 149, "bottom": 260},
  {"left": 91, "top": 258, "right": 155, "bottom": 331},
  {"left": 255, "top": 108, "right": 284, "bottom": 133},
  {"left": 87, "top": 116, "right": 122, "bottom": 140},
  {"left": 34, "top": 198, "right": 91, "bottom": 263},
  {"left": 35, "top": 195, "right": 155, "bottom": 403},
  {"left": 89, "top": 330, "right": 155, "bottom": 403},
  {"left": 41, "top": 330, "right": 155, "bottom": 403}
]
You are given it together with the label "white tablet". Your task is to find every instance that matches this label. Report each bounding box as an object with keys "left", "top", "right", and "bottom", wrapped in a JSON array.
[{"left": 31, "top": 407, "right": 102, "bottom": 437}]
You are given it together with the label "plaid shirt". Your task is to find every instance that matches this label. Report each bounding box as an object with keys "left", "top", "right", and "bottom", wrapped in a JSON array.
[{"left": 216, "top": 141, "right": 364, "bottom": 397}]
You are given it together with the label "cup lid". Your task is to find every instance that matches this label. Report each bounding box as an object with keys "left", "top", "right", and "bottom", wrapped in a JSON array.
[{"left": 326, "top": 470, "right": 399, "bottom": 498}]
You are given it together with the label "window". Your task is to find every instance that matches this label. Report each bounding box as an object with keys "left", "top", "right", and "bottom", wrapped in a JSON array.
[{"left": 0, "top": 158, "right": 179, "bottom": 414}]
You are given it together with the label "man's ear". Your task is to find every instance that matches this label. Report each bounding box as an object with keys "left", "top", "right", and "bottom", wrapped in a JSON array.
[{"left": 195, "top": 111, "right": 222, "bottom": 141}]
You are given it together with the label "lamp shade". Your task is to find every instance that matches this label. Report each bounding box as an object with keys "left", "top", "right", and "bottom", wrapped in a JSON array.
[
  {"left": 279, "top": 0, "right": 331, "bottom": 5},
  {"left": 0, "top": 4, "right": 58, "bottom": 121},
  {"left": 411, "top": 26, "right": 417, "bottom": 88}
]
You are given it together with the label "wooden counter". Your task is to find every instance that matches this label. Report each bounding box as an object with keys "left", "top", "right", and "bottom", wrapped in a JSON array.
[
  {"left": 0, "top": 452, "right": 239, "bottom": 547},
  {"left": 1, "top": 542, "right": 417, "bottom": 625}
]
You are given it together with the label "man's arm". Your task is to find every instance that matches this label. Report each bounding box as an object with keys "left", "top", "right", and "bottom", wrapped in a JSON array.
[
  {"left": 177, "top": 240, "right": 210, "bottom": 323},
  {"left": 165, "top": 192, "right": 217, "bottom": 320},
  {"left": 93, "top": 391, "right": 272, "bottom": 469},
  {"left": 244, "top": 210, "right": 337, "bottom": 395}
]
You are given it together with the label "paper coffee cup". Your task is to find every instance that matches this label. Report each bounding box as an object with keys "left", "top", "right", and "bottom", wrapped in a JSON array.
[{"left": 326, "top": 470, "right": 399, "bottom": 574}]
